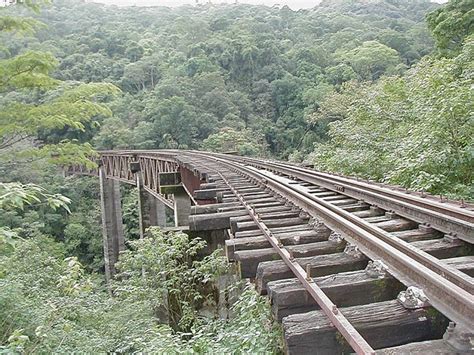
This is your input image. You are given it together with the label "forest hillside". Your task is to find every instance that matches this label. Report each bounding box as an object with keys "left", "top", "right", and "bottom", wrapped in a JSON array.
[{"left": 0, "top": 0, "right": 472, "bottom": 353}]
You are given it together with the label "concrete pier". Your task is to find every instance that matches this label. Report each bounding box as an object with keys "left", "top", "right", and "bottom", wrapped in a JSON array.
[
  {"left": 174, "top": 188, "right": 191, "bottom": 227},
  {"left": 99, "top": 168, "right": 125, "bottom": 283},
  {"left": 137, "top": 173, "right": 151, "bottom": 239},
  {"left": 137, "top": 174, "right": 168, "bottom": 238},
  {"left": 149, "top": 196, "right": 167, "bottom": 227}
]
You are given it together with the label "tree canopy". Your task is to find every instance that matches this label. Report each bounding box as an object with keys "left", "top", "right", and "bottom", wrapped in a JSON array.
[
  {"left": 1, "top": 0, "right": 473, "bottom": 353},
  {"left": 427, "top": 0, "right": 474, "bottom": 55},
  {"left": 2, "top": 0, "right": 439, "bottom": 157}
]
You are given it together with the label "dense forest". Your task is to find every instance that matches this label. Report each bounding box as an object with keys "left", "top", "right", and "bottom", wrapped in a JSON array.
[
  {"left": 5, "top": 0, "right": 441, "bottom": 157},
  {"left": 1, "top": 0, "right": 472, "bottom": 352}
]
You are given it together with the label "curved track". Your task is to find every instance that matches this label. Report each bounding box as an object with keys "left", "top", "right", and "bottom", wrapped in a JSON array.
[
  {"left": 92, "top": 150, "right": 474, "bottom": 354},
  {"left": 179, "top": 151, "right": 474, "bottom": 353}
]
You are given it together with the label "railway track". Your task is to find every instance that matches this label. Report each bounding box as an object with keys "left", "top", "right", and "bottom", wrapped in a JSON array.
[
  {"left": 92, "top": 150, "right": 474, "bottom": 354},
  {"left": 174, "top": 151, "right": 474, "bottom": 354}
]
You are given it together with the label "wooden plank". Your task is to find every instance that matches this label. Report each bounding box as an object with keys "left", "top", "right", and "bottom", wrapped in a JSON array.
[
  {"left": 217, "top": 200, "right": 284, "bottom": 213},
  {"left": 353, "top": 207, "right": 385, "bottom": 218},
  {"left": 340, "top": 204, "right": 370, "bottom": 212},
  {"left": 375, "top": 339, "right": 456, "bottom": 354},
  {"left": 229, "top": 210, "right": 301, "bottom": 233},
  {"left": 189, "top": 205, "right": 295, "bottom": 231},
  {"left": 219, "top": 196, "right": 276, "bottom": 206},
  {"left": 235, "top": 241, "right": 345, "bottom": 278},
  {"left": 322, "top": 195, "right": 352, "bottom": 202},
  {"left": 234, "top": 224, "right": 316, "bottom": 238},
  {"left": 189, "top": 210, "right": 248, "bottom": 230},
  {"left": 312, "top": 191, "right": 337, "bottom": 197},
  {"left": 191, "top": 202, "right": 241, "bottom": 214},
  {"left": 222, "top": 193, "right": 272, "bottom": 203},
  {"left": 330, "top": 198, "right": 358, "bottom": 206},
  {"left": 222, "top": 189, "right": 266, "bottom": 198},
  {"left": 442, "top": 256, "right": 474, "bottom": 277},
  {"left": 225, "top": 229, "right": 330, "bottom": 260},
  {"left": 373, "top": 218, "right": 418, "bottom": 232},
  {"left": 391, "top": 228, "right": 442, "bottom": 242},
  {"left": 256, "top": 252, "right": 369, "bottom": 294},
  {"left": 364, "top": 215, "right": 390, "bottom": 223},
  {"left": 234, "top": 217, "right": 308, "bottom": 232},
  {"left": 193, "top": 187, "right": 227, "bottom": 200},
  {"left": 267, "top": 270, "right": 403, "bottom": 321},
  {"left": 411, "top": 238, "right": 471, "bottom": 259},
  {"left": 283, "top": 300, "right": 447, "bottom": 355}
]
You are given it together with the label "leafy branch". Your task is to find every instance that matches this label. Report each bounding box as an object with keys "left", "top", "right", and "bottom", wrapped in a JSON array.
[{"left": 0, "top": 181, "right": 71, "bottom": 212}]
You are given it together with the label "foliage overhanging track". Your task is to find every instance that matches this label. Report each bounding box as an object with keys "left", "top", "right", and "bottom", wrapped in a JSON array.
[{"left": 178, "top": 151, "right": 474, "bottom": 332}]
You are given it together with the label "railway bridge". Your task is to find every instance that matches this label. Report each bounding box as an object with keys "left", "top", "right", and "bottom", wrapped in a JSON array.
[{"left": 69, "top": 149, "right": 474, "bottom": 354}]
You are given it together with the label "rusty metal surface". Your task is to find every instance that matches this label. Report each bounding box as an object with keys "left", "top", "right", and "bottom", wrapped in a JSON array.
[
  {"left": 194, "top": 152, "right": 473, "bottom": 332},
  {"left": 69, "top": 152, "right": 183, "bottom": 209},
  {"left": 204, "top": 153, "right": 474, "bottom": 244},
  {"left": 218, "top": 171, "right": 376, "bottom": 355}
]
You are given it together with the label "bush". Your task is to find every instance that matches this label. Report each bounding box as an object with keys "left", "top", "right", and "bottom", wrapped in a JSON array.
[{"left": 0, "top": 229, "right": 282, "bottom": 353}]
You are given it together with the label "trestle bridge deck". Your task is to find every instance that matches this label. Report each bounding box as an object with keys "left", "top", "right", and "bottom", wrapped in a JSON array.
[{"left": 71, "top": 150, "right": 474, "bottom": 354}]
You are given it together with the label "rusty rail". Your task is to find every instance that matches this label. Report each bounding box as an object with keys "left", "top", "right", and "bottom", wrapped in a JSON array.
[
  {"left": 194, "top": 152, "right": 473, "bottom": 332},
  {"left": 218, "top": 171, "right": 376, "bottom": 355},
  {"left": 201, "top": 153, "right": 474, "bottom": 244}
]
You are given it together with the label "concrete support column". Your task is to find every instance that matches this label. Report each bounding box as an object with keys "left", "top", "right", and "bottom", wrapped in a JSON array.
[
  {"left": 99, "top": 168, "right": 125, "bottom": 283},
  {"left": 137, "top": 173, "right": 151, "bottom": 240},
  {"left": 137, "top": 174, "right": 168, "bottom": 239},
  {"left": 149, "top": 197, "right": 167, "bottom": 227},
  {"left": 174, "top": 189, "right": 191, "bottom": 227}
]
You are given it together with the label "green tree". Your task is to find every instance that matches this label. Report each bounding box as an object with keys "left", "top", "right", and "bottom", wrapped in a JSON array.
[
  {"left": 149, "top": 96, "right": 194, "bottom": 148},
  {"left": 427, "top": 0, "right": 474, "bottom": 55},
  {"left": 93, "top": 117, "right": 130, "bottom": 150},
  {"left": 6, "top": 0, "right": 438, "bottom": 157},
  {"left": 113, "top": 228, "right": 227, "bottom": 332},
  {"left": 0, "top": 3, "right": 120, "bottom": 168},
  {"left": 122, "top": 56, "right": 161, "bottom": 93},
  {"left": 202, "top": 127, "right": 267, "bottom": 156},
  {"left": 308, "top": 37, "right": 474, "bottom": 198},
  {"left": 0, "top": 181, "right": 71, "bottom": 247},
  {"left": 0, "top": 232, "right": 280, "bottom": 353},
  {"left": 339, "top": 41, "right": 403, "bottom": 81}
]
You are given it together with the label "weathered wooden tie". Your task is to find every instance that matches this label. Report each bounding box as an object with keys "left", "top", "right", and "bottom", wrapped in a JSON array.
[
  {"left": 282, "top": 300, "right": 447, "bottom": 355},
  {"left": 267, "top": 269, "right": 403, "bottom": 321},
  {"left": 444, "top": 256, "right": 474, "bottom": 277},
  {"left": 256, "top": 252, "right": 369, "bottom": 294},
  {"left": 234, "top": 224, "right": 317, "bottom": 238},
  {"left": 375, "top": 339, "right": 459, "bottom": 354},
  {"left": 235, "top": 240, "right": 345, "bottom": 278},
  {"left": 234, "top": 217, "right": 309, "bottom": 233},
  {"left": 225, "top": 228, "right": 331, "bottom": 260},
  {"left": 229, "top": 210, "right": 301, "bottom": 233}
]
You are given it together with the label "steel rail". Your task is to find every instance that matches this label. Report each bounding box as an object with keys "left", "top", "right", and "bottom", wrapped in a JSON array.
[
  {"left": 176, "top": 151, "right": 474, "bottom": 293},
  {"left": 193, "top": 153, "right": 474, "bottom": 331},
  {"left": 217, "top": 171, "right": 376, "bottom": 355},
  {"left": 256, "top": 167, "right": 474, "bottom": 293},
  {"left": 204, "top": 153, "right": 474, "bottom": 243},
  {"left": 237, "top": 155, "right": 473, "bottom": 219},
  {"left": 186, "top": 151, "right": 473, "bottom": 292},
  {"left": 92, "top": 150, "right": 474, "bottom": 329}
]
